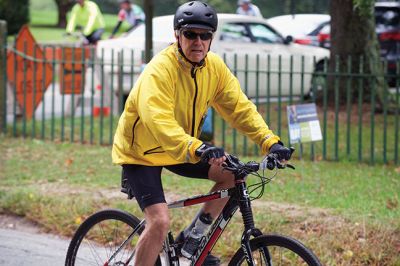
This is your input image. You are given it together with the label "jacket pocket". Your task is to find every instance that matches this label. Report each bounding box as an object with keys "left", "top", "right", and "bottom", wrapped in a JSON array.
[
  {"left": 131, "top": 117, "right": 140, "bottom": 147},
  {"left": 144, "top": 146, "right": 165, "bottom": 155}
]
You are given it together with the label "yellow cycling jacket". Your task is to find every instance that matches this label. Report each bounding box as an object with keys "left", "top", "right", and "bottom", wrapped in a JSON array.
[
  {"left": 66, "top": 0, "right": 105, "bottom": 36},
  {"left": 112, "top": 43, "right": 280, "bottom": 166}
]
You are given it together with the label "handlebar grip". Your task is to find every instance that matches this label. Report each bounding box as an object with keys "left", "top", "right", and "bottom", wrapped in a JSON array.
[{"left": 266, "top": 160, "right": 276, "bottom": 170}]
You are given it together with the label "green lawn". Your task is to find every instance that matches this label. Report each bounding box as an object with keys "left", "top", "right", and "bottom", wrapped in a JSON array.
[
  {"left": 0, "top": 136, "right": 399, "bottom": 265},
  {"left": 11, "top": 2, "right": 131, "bottom": 43}
]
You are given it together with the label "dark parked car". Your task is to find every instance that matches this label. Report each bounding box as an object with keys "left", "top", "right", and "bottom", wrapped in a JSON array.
[
  {"left": 268, "top": 2, "right": 400, "bottom": 86},
  {"left": 375, "top": 2, "right": 400, "bottom": 86}
]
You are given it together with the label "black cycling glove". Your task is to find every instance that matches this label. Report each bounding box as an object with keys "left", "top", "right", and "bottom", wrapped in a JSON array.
[
  {"left": 195, "top": 143, "right": 225, "bottom": 163},
  {"left": 269, "top": 141, "right": 292, "bottom": 161}
]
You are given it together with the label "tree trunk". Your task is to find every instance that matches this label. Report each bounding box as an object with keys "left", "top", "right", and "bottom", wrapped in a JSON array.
[
  {"left": 55, "top": 0, "right": 74, "bottom": 28},
  {"left": 329, "top": 0, "right": 385, "bottom": 107}
]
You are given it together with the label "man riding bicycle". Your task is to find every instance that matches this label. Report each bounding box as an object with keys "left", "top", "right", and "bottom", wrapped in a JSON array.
[
  {"left": 112, "top": 1, "right": 292, "bottom": 265},
  {"left": 65, "top": 0, "right": 105, "bottom": 45}
]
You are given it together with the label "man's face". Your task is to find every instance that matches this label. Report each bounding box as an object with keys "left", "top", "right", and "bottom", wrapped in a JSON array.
[
  {"left": 76, "top": 0, "right": 84, "bottom": 7},
  {"left": 241, "top": 2, "right": 250, "bottom": 11},
  {"left": 176, "top": 28, "right": 213, "bottom": 63},
  {"left": 120, "top": 2, "right": 130, "bottom": 10}
]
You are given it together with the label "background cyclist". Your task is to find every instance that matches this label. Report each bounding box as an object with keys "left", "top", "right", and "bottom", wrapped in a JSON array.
[
  {"left": 110, "top": 0, "right": 145, "bottom": 39},
  {"left": 112, "top": 1, "right": 292, "bottom": 265},
  {"left": 65, "top": 0, "right": 105, "bottom": 45},
  {"left": 236, "top": 0, "right": 263, "bottom": 18}
]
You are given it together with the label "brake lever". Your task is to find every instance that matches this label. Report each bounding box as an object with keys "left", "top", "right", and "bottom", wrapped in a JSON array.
[
  {"left": 286, "top": 163, "right": 295, "bottom": 170},
  {"left": 276, "top": 160, "right": 295, "bottom": 170}
]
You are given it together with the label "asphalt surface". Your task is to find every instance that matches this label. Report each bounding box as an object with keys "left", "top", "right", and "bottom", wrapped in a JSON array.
[
  {"left": 0, "top": 228, "right": 69, "bottom": 266},
  {"left": 0, "top": 215, "right": 191, "bottom": 266}
]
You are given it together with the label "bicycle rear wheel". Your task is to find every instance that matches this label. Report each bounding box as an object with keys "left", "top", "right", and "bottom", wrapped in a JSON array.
[
  {"left": 228, "top": 234, "right": 321, "bottom": 266},
  {"left": 65, "top": 208, "right": 162, "bottom": 266}
]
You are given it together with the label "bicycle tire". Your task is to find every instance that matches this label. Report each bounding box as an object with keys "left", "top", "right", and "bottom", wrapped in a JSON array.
[
  {"left": 65, "top": 208, "right": 162, "bottom": 266},
  {"left": 228, "top": 234, "right": 322, "bottom": 266}
]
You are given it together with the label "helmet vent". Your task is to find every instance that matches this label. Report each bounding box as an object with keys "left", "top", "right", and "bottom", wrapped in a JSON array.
[{"left": 174, "top": 1, "right": 218, "bottom": 31}]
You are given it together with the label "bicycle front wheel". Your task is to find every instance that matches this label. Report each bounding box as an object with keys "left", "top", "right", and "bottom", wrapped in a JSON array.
[
  {"left": 65, "top": 208, "right": 162, "bottom": 266},
  {"left": 228, "top": 234, "right": 321, "bottom": 266}
]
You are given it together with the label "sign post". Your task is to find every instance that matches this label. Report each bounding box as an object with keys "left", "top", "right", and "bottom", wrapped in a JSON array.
[
  {"left": 0, "top": 20, "right": 6, "bottom": 132},
  {"left": 6, "top": 25, "right": 53, "bottom": 120}
]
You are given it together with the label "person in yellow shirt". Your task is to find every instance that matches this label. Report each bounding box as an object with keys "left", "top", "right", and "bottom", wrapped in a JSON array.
[{"left": 66, "top": 0, "right": 105, "bottom": 44}]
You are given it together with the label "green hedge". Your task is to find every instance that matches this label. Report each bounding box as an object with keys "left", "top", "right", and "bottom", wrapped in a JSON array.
[{"left": 0, "top": 0, "right": 29, "bottom": 35}]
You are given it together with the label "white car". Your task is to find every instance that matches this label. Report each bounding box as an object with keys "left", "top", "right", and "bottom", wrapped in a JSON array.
[
  {"left": 266, "top": 14, "right": 331, "bottom": 48},
  {"left": 97, "top": 14, "right": 329, "bottom": 99}
]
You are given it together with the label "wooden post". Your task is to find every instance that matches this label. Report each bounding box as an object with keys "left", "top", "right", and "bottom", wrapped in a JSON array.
[{"left": 0, "top": 20, "right": 7, "bottom": 133}]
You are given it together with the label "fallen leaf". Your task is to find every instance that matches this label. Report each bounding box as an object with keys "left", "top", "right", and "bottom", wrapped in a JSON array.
[
  {"left": 65, "top": 158, "right": 73, "bottom": 167},
  {"left": 75, "top": 217, "right": 82, "bottom": 225},
  {"left": 343, "top": 250, "right": 353, "bottom": 260},
  {"left": 386, "top": 197, "right": 398, "bottom": 210}
]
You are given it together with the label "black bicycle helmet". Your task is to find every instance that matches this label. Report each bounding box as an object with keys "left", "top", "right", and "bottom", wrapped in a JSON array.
[{"left": 174, "top": 1, "right": 218, "bottom": 32}]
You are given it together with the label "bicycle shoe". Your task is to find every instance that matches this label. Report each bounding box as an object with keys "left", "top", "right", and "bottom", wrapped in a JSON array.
[
  {"left": 175, "top": 231, "right": 220, "bottom": 265},
  {"left": 202, "top": 253, "right": 220, "bottom": 266}
]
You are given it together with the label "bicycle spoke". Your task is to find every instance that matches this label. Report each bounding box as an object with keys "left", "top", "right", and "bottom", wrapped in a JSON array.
[{"left": 72, "top": 217, "right": 138, "bottom": 265}]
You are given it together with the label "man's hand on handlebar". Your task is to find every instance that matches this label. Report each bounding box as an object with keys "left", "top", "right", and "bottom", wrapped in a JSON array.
[
  {"left": 195, "top": 143, "right": 226, "bottom": 166},
  {"left": 269, "top": 141, "right": 293, "bottom": 161}
]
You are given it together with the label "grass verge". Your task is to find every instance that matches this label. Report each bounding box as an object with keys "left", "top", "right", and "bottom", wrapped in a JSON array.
[{"left": 0, "top": 136, "right": 399, "bottom": 265}]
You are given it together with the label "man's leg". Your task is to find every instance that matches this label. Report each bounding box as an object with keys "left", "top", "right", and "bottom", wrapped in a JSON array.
[
  {"left": 133, "top": 203, "right": 170, "bottom": 266},
  {"left": 85, "top": 28, "right": 104, "bottom": 44},
  {"left": 202, "top": 164, "right": 234, "bottom": 218},
  {"left": 166, "top": 162, "right": 234, "bottom": 221},
  {"left": 167, "top": 162, "right": 234, "bottom": 265},
  {"left": 122, "top": 164, "right": 169, "bottom": 265}
]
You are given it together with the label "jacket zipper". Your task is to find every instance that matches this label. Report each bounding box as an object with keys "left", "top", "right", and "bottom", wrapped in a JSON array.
[
  {"left": 191, "top": 66, "right": 198, "bottom": 137},
  {"left": 131, "top": 117, "right": 140, "bottom": 147}
]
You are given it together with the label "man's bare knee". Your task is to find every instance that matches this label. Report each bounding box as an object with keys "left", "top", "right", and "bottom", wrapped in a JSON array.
[
  {"left": 144, "top": 203, "right": 170, "bottom": 242},
  {"left": 208, "top": 165, "right": 234, "bottom": 186}
]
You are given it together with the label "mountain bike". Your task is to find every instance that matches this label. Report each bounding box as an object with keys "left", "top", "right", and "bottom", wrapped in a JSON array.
[{"left": 65, "top": 150, "right": 322, "bottom": 265}]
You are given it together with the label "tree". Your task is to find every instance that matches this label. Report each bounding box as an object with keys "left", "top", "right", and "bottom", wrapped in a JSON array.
[
  {"left": 54, "top": 0, "right": 74, "bottom": 28},
  {"left": 329, "top": 0, "right": 385, "bottom": 107},
  {"left": 0, "top": 0, "right": 29, "bottom": 35}
]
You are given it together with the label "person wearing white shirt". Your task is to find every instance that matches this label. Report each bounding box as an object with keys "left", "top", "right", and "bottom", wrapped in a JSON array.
[{"left": 236, "top": 0, "right": 263, "bottom": 18}]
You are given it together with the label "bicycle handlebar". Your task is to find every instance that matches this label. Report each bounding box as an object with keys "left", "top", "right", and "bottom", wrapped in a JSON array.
[{"left": 223, "top": 147, "right": 295, "bottom": 177}]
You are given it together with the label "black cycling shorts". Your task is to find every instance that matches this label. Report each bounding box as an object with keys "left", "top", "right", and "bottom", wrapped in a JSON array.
[{"left": 121, "top": 162, "right": 211, "bottom": 211}]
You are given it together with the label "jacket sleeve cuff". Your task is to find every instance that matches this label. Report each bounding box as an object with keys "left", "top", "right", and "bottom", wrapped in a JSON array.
[
  {"left": 260, "top": 134, "right": 280, "bottom": 154},
  {"left": 187, "top": 138, "right": 204, "bottom": 163}
]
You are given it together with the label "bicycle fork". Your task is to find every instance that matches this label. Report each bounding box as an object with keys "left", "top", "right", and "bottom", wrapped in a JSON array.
[{"left": 236, "top": 180, "right": 273, "bottom": 266}]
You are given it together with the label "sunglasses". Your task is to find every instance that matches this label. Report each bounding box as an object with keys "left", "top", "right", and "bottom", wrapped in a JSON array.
[{"left": 182, "top": 30, "right": 213, "bottom": 41}]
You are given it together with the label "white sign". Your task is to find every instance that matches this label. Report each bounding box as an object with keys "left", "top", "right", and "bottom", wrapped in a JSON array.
[{"left": 287, "top": 103, "right": 322, "bottom": 144}]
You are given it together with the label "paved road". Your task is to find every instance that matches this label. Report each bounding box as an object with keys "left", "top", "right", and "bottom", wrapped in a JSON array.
[
  {"left": 0, "top": 228, "right": 69, "bottom": 266},
  {"left": 0, "top": 220, "right": 191, "bottom": 266}
]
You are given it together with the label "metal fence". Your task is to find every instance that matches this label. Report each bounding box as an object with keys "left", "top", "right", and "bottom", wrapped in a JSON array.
[{"left": 1, "top": 42, "right": 399, "bottom": 165}]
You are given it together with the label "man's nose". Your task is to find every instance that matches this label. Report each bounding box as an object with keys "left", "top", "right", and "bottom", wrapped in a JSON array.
[{"left": 193, "top": 35, "right": 202, "bottom": 43}]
